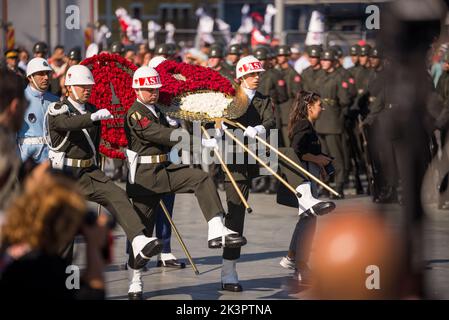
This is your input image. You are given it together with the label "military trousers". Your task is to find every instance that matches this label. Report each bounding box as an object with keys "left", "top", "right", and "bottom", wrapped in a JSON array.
[
  {"left": 223, "top": 147, "right": 305, "bottom": 261},
  {"left": 318, "top": 134, "right": 346, "bottom": 190}
]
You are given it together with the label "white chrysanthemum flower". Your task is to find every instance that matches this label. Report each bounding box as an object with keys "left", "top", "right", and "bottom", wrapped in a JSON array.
[{"left": 179, "top": 92, "right": 233, "bottom": 118}]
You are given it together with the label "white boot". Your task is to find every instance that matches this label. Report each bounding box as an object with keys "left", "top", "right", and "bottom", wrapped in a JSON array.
[
  {"left": 296, "top": 182, "right": 335, "bottom": 217},
  {"left": 221, "top": 259, "right": 242, "bottom": 291},
  {"left": 128, "top": 266, "right": 143, "bottom": 300},
  {"left": 221, "top": 259, "right": 238, "bottom": 283},
  {"left": 207, "top": 215, "right": 238, "bottom": 241},
  {"left": 131, "top": 234, "right": 163, "bottom": 269}
]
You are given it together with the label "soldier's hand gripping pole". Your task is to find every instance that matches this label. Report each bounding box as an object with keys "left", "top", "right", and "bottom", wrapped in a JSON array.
[
  {"left": 223, "top": 118, "right": 341, "bottom": 197},
  {"left": 159, "top": 200, "right": 200, "bottom": 275},
  {"left": 220, "top": 121, "right": 300, "bottom": 197},
  {"left": 201, "top": 125, "right": 253, "bottom": 214}
]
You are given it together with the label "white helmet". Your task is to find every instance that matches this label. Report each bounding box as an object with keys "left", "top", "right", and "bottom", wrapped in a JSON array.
[
  {"left": 148, "top": 56, "right": 167, "bottom": 68},
  {"left": 26, "top": 57, "right": 53, "bottom": 77},
  {"left": 236, "top": 55, "right": 265, "bottom": 79},
  {"left": 65, "top": 65, "right": 95, "bottom": 86},
  {"left": 132, "top": 66, "right": 162, "bottom": 89}
]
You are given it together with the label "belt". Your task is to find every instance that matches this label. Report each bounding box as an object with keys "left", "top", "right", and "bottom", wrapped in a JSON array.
[
  {"left": 63, "top": 157, "right": 95, "bottom": 168},
  {"left": 18, "top": 137, "right": 45, "bottom": 145},
  {"left": 138, "top": 154, "right": 170, "bottom": 164}
]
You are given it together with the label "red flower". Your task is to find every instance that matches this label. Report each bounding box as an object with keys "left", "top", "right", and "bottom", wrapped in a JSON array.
[{"left": 81, "top": 53, "right": 137, "bottom": 159}]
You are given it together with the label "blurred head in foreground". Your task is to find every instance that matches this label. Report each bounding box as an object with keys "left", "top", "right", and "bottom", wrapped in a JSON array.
[{"left": 310, "top": 206, "right": 403, "bottom": 299}]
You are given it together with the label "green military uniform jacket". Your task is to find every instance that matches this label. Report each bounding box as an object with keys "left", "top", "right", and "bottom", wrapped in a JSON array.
[
  {"left": 314, "top": 69, "right": 352, "bottom": 135},
  {"left": 47, "top": 98, "right": 108, "bottom": 183},
  {"left": 124, "top": 100, "right": 190, "bottom": 197},
  {"left": 226, "top": 91, "right": 276, "bottom": 181},
  {"left": 301, "top": 66, "right": 324, "bottom": 93},
  {"left": 336, "top": 65, "right": 357, "bottom": 99}
]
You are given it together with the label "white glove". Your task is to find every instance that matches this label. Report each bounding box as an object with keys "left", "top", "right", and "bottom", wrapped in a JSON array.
[
  {"left": 202, "top": 138, "right": 219, "bottom": 149},
  {"left": 91, "top": 109, "right": 113, "bottom": 121},
  {"left": 214, "top": 122, "right": 228, "bottom": 138},
  {"left": 254, "top": 125, "right": 266, "bottom": 136},
  {"left": 243, "top": 126, "right": 258, "bottom": 139},
  {"left": 165, "top": 115, "right": 179, "bottom": 127}
]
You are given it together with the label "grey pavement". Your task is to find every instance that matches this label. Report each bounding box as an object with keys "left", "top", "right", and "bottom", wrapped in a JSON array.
[{"left": 73, "top": 184, "right": 449, "bottom": 300}]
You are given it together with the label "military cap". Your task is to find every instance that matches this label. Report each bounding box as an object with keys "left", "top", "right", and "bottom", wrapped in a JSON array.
[
  {"left": 330, "top": 45, "right": 343, "bottom": 59},
  {"left": 320, "top": 49, "right": 335, "bottom": 61},
  {"left": 5, "top": 49, "right": 19, "bottom": 59},
  {"left": 359, "top": 44, "right": 372, "bottom": 56},
  {"left": 276, "top": 45, "right": 291, "bottom": 56},
  {"left": 68, "top": 47, "right": 82, "bottom": 61},
  {"left": 155, "top": 43, "right": 170, "bottom": 56},
  {"left": 111, "top": 42, "right": 125, "bottom": 55},
  {"left": 228, "top": 44, "right": 242, "bottom": 56},
  {"left": 166, "top": 43, "right": 177, "bottom": 56},
  {"left": 350, "top": 44, "right": 361, "bottom": 56},
  {"left": 209, "top": 45, "right": 224, "bottom": 58},
  {"left": 306, "top": 45, "right": 322, "bottom": 58},
  {"left": 33, "top": 42, "right": 48, "bottom": 55},
  {"left": 253, "top": 46, "right": 270, "bottom": 60},
  {"left": 369, "top": 47, "right": 381, "bottom": 58}
]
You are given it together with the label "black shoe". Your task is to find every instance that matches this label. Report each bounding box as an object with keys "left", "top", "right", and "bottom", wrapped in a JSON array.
[
  {"left": 303, "top": 201, "right": 336, "bottom": 217},
  {"left": 134, "top": 239, "right": 164, "bottom": 269},
  {"left": 157, "top": 259, "right": 186, "bottom": 269},
  {"left": 208, "top": 234, "right": 247, "bottom": 249},
  {"left": 221, "top": 282, "right": 243, "bottom": 292},
  {"left": 128, "top": 292, "right": 143, "bottom": 300}
]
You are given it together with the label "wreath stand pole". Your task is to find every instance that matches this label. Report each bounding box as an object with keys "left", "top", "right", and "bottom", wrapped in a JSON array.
[
  {"left": 220, "top": 123, "right": 300, "bottom": 197},
  {"left": 223, "top": 118, "right": 341, "bottom": 198},
  {"left": 201, "top": 125, "right": 253, "bottom": 214},
  {"left": 159, "top": 200, "right": 200, "bottom": 276}
]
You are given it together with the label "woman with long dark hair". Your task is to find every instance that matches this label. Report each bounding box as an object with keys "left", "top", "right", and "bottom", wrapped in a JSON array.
[{"left": 280, "top": 90, "right": 335, "bottom": 283}]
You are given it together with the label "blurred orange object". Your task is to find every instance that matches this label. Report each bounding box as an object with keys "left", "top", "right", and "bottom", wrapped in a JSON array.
[{"left": 310, "top": 206, "right": 403, "bottom": 299}]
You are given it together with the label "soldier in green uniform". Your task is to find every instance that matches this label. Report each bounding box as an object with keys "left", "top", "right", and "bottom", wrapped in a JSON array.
[
  {"left": 354, "top": 44, "right": 373, "bottom": 117},
  {"left": 207, "top": 44, "right": 235, "bottom": 82},
  {"left": 275, "top": 45, "right": 303, "bottom": 147},
  {"left": 330, "top": 45, "right": 363, "bottom": 193},
  {"left": 348, "top": 44, "right": 361, "bottom": 78},
  {"left": 224, "top": 44, "right": 242, "bottom": 72},
  {"left": 46, "top": 65, "right": 165, "bottom": 273},
  {"left": 301, "top": 45, "right": 323, "bottom": 93},
  {"left": 253, "top": 46, "right": 289, "bottom": 193},
  {"left": 314, "top": 49, "right": 352, "bottom": 198},
  {"left": 362, "top": 47, "right": 398, "bottom": 203},
  {"left": 124, "top": 66, "right": 247, "bottom": 298}
]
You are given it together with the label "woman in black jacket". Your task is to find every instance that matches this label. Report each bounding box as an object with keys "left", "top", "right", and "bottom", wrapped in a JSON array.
[{"left": 279, "top": 90, "right": 335, "bottom": 283}]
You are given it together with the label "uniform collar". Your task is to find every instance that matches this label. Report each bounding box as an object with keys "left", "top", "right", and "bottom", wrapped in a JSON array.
[
  {"left": 27, "top": 85, "right": 45, "bottom": 98},
  {"left": 68, "top": 97, "right": 86, "bottom": 114},
  {"left": 137, "top": 99, "right": 159, "bottom": 118},
  {"left": 242, "top": 87, "right": 256, "bottom": 102}
]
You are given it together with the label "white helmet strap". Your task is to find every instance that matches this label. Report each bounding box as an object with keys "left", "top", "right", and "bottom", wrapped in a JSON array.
[
  {"left": 138, "top": 89, "right": 146, "bottom": 103},
  {"left": 71, "top": 85, "right": 81, "bottom": 102},
  {"left": 30, "top": 75, "right": 45, "bottom": 92}
]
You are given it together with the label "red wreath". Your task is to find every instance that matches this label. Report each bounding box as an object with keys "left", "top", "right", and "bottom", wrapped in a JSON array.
[
  {"left": 80, "top": 55, "right": 236, "bottom": 159},
  {"left": 155, "top": 60, "right": 235, "bottom": 106},
  {"left": 81, "top": 53, "right": 137, "bottom": 159}
]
